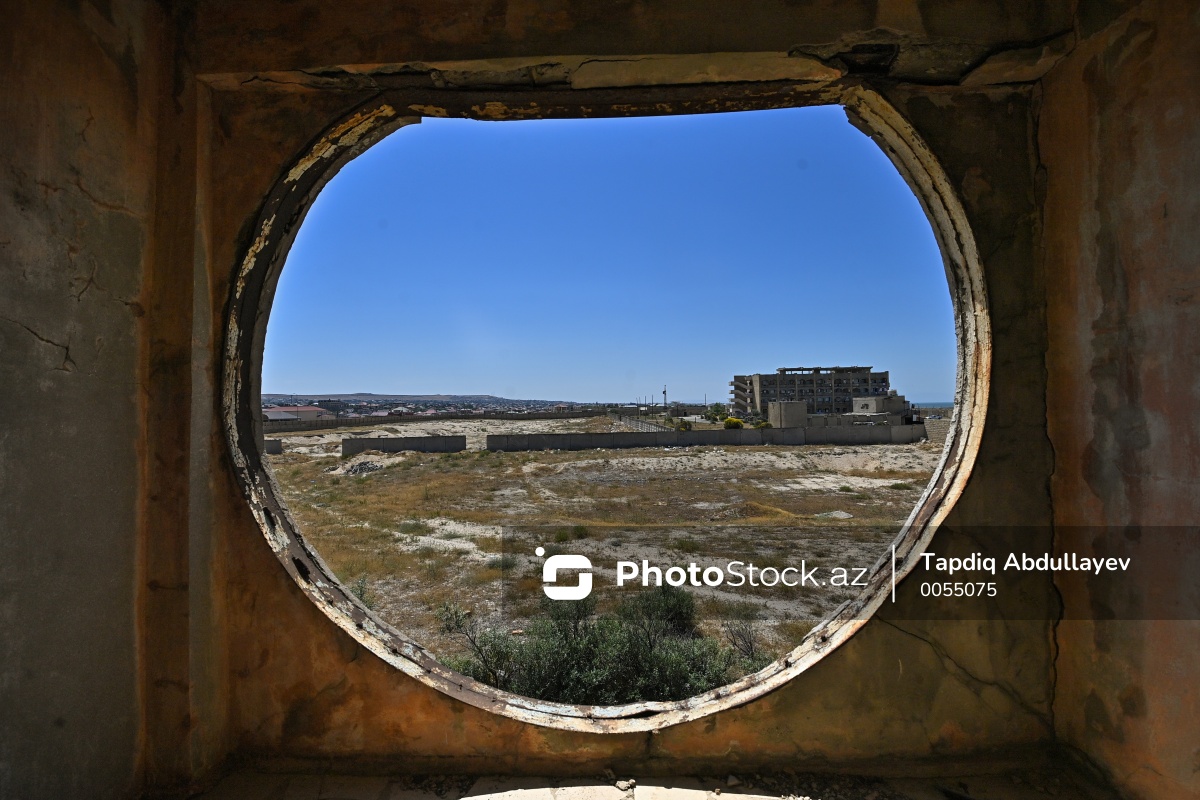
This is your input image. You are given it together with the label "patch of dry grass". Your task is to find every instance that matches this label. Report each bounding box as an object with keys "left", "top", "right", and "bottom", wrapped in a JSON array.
[
  {"left": 266, "top": 438, "right": 936, "bottom": 662},
  {"left": 841, "top": 467, "right": 932, "bottom": 481}
]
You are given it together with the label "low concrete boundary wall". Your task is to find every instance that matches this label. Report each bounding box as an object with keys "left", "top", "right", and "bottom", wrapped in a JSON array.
[
  {"left": 341, "top": 436, "right": 467, "bottom": 457},
  {"left": 893, "top": 423, "right": 926, "bottom": 443},
  {"left": 613, "top": 414, "right": 674, "bottom": 432},
  {"left": 757, "top": 428, "right": 807, "bottom": 446},
  {"left": 803, "top": 423, "right": 926, "bottom": 445},
  {"left": 486, "top": 424, "right": 925, "bottom": 451}
]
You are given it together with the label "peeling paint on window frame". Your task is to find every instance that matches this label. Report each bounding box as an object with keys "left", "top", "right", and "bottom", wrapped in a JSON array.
[{"left": 221, "top": 80, "right": 990, "bottom": 733}]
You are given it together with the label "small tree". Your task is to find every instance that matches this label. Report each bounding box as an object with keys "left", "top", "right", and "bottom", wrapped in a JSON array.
[{"left": 704, "top": 403, "right": 730, "bottom": 422}]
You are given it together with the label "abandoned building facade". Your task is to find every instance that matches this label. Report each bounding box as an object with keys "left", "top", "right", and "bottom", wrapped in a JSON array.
[
  {"left": 767, "top": 391, "right": 916, "bottom": 429},
  {"left": 3, "top": 1, "right": 1199, "bottom": 799},
  {"left": 731, "top": 366, "right": 890, "bottom": 416}
]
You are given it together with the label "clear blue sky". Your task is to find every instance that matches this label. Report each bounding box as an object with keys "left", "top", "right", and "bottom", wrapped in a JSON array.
[{"left": 264, "top": 105, "right": 956, "bottom": 403}]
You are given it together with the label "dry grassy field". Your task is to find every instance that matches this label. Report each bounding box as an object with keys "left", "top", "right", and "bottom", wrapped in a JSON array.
[{"left": 265, "top": 416, "right": 945, "bottom": 669}]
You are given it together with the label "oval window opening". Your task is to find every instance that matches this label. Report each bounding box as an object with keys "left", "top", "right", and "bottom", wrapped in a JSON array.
[{"left": 233, "top": 97, "right": 986, "bottom": 729}]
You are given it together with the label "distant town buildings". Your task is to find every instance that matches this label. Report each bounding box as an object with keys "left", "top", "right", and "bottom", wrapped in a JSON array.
[
  {"left": 262, "top": 405, "right": 329, "bottom": 421},
  {"left": 730, "top": 366, "right": 891, "bottom": 417},
  {"left": 261, "top": 395, "right": 596, "bottom": 424}
]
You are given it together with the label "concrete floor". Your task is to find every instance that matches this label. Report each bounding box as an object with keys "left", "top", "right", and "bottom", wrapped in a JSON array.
[{"left": 194, "top": 766, "right": 1122, "bottom": 800}]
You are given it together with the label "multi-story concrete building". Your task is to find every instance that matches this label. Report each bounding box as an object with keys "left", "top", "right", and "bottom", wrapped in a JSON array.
[{"left": 730, "top": 366, "right": 890, "bottom": 416}]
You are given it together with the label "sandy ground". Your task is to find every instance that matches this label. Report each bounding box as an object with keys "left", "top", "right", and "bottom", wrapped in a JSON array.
[{"left": 528, "top": 445, "right": 938, "bottom": 479}]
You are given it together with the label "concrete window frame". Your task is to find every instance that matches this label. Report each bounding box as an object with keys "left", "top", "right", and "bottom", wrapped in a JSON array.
[{"left": 221, "top": 82, "right": 989, "bottom": 733}]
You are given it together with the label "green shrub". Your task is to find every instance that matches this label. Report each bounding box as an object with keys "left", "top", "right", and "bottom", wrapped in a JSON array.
[
  {"left": 485, "top": 554, "right": 519, "bottom": 571},
  {"left": 723, "top": 417, "right": 744, "bottom": 429},
  {"left": 753, "top": 420, "right": 772, "bottom": 429},
  {"left": 349, "top": 574, "right": 378, "bottom": 610},
  {"left": 436, "top": 586, "right": 765, "bottom": 704},
  {"left": 550, "top": 526, "right": 592, "bottom": 543}
]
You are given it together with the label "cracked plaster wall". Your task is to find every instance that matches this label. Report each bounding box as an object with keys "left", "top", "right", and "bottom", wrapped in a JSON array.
[{"left": 0, "top": 0, "right": 163, "bottom": 797}]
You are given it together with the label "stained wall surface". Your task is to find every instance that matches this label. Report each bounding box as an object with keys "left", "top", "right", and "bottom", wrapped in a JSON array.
[
  {"left": 198, "top": 1, "right": 1057, "bottom": 781},
  {"left": 1041, "top": 2, "right": 1200, "bottom": 797},
  {"left": 1, "top": 1, "right": 1197, "bottom": 799},
  {"left": 0, "top": 1, "right": 166, "bottom": 797}
]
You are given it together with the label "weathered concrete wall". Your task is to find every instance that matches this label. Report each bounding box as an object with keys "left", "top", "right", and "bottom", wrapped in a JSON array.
[
  {"left": 203, "top": 70, "right": 1054, "bottom": 784},
  {"left": 342, "top": 436, "right": 467, "bottom": 456},
  {"left": 486, "top": 426, "right": 923, "bottom": 451},
  {"left": 768, "top": 401, "right": 808, "bottom": 429},
  {"left": 1041, "top": 2, "right": 1200, "bottom": 797},
  {"left": 193, "top": 0, "right": 1074, "bottom": 84},
  {"left": 5, "top": 1, "right": 1195, "bottom": 797},
  {"left": 0, "top": 1, "right": 162, "bottom": 796},
  {"left": 803, "top": 424, "right": 927, "bottom": 445},
  {"left": 488, "top": 430, "right": 792, "bottom": 450}
]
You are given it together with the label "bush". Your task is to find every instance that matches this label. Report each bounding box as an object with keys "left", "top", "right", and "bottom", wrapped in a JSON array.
[
  {"left": 554, "top": 525, "right": 590, "bottom": 543},
  {"left": 437, "top": 586, "right": 766, "bottom": 704},
  {"left": 675, "top": 419, "right": 692, "bottom": 431},
  {"left": 753, "top": 421, "right": 772, "bottom": 429},
  {"left": 723, "top": 417, "right": 744, "bottom": 429},
  {"left": 484, "top": 554, "right": 519, "bottom": 571},
  {"left": 349, "top": 574, "right": 378, "bottom": 610}
]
